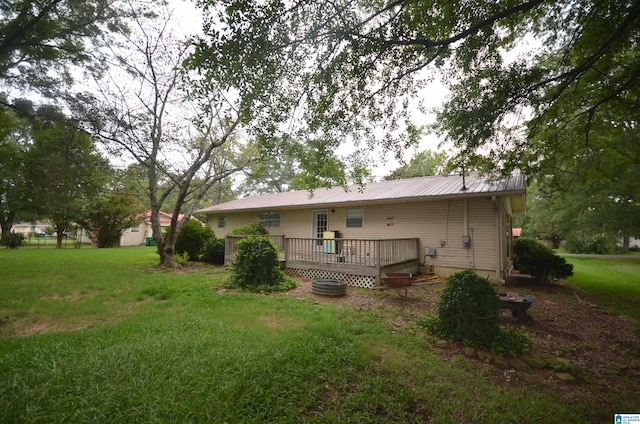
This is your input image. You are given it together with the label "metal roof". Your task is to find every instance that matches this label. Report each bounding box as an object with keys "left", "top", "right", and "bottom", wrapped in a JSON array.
[{"left": 196, "top": 171, "right": 526, "bottom": 213}]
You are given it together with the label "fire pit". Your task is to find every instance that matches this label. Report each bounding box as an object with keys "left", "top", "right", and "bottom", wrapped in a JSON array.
[{"left": 498, "top": 292, "right": 534, "bottom": 324}]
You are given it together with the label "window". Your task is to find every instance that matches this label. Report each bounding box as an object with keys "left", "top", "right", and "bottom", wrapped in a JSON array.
[
  {"left": 259, "top": 212, "right": 280, "bottom": 228},
  {"left": 346, "top": 208, "right": 363, "bottom": 228},
  {"left": 218, "top": 215, "right": 226, "bottom": 228},
  {"left": 130, "top": 227, "right": 140, "bottom": 233}
]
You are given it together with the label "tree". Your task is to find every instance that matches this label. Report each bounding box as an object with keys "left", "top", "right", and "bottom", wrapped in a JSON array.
[
  {"left": 0, "top": 0, "right": 125, "bottom": 97},
  {"left": 0, "top": 107, "right": 25, "bottom": 245},
  {"left": 237, "top": 137, "right": 302, "bottom": 196},
  {"left": 384, "top": 149, "right": 448, "bottom": 180},
  {"left": 79, "top": 191, "right": 145, "bottom": 248},
  {"left": 25, "top": 106, "right": 110, "bottom": 248},
  {"left": 193, "top": 0, "right": 639, "bottom": 187},
  {"left": 524, "top": 179, "right": 640, "bottom": 253},
  {"left": 0, "top": 1, "right": 131, "bottom": 243},
  {"left": 92, "top": 6, "right": 254, "bottom": 267}
]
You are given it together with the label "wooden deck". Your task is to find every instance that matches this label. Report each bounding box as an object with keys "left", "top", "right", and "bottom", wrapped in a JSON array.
[{"left": 225, "top": 235, "right": 420, "bottom": 287}]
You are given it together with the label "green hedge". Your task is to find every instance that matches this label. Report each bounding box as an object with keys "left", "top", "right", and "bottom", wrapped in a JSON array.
[
  {"left": 421, "top": 270, "right": 529, "bottom": 353},
  {"left": 227, "top": 235, "right": 296, "bottom": 293},
  {"left": 514, "top": 238, "right": 573, "bottom": 283},
  {"left": 175, "top": 220, "right": 213, "bottom": 261}
]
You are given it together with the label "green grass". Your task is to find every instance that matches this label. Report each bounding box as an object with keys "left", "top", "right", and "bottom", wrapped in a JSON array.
[
  {"left": 0, "top": 247, "right": 636, "bottom": 422},
  {"left": 564, "top": 257, "right": 640, "bottom": 319}
]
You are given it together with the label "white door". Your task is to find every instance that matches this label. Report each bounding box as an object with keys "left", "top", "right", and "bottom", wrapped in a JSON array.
[{"left": 312, "top": 210, "right": 328, "bottom": 247}]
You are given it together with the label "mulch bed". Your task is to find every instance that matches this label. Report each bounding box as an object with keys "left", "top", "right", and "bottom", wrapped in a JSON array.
[{"left": 284, "top": 277, "right": 640, "bottom": 409}]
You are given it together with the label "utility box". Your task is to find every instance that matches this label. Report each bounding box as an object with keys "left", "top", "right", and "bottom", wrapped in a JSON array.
[{"left": 323, "top": 230, "right": 340, "bottom": 254}]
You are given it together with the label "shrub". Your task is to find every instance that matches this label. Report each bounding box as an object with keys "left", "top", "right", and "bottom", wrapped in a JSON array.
[
  {"left": 202, "top": 236, "right": 225, "bottom": 264},
  {"left": 428, "top": 270, "right": 502, "bottom": 349},
  {"left": 421, "top": 270, "right": 530, "bottom": 353},
  {"left": 514, "top": 238, "right": 573, "bottom": 283},
  {"left": 227, "top": 235, "right": 296, "bottom": 293},
  {"left": 5, "top": 232, "right": 26, "bottom": 249},
  {"left": 174, "top": 251, "right": 190, "bottom": 265},
  {"left": 229, "top": 220, "right": 269, "bottom": 236},
  {"left": 175, "top": 220, "right": 211, "bottom": 261}
]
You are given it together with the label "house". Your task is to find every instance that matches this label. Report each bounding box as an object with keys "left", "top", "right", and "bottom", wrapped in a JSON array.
[
  {"left": 11, "top": 220, "right": 52, "bottom": 237},
  {"left": 120, "top": 211, "right": 195, "bottom": 246},
  {"left": 197, "top": 172, "right": 526, "bottom": 288}
]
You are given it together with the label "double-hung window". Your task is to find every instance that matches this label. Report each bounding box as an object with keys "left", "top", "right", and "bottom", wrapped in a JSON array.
[
  {"left": 259, "top": 212, "right": 280, "bottom": 228},
  {"left": 346, "top": 208, "right": 363, "bottom": 228}
]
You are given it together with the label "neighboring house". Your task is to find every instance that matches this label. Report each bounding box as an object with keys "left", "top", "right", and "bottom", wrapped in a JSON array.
[
  {"left": 197, "top": 172, "right": 526, "bottom": 288},
  {"left": 62, "top": 211, "right": 202, "bottom": 247},
  {"left": 11, "top": 221, "right": 51, "bottom": 237},
  {"left": 120, "top": 211, "right": 197, "bottom": 246}
]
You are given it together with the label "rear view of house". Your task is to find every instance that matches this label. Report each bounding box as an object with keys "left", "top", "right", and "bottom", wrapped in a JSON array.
[{"left": 197, "top": 172, "right": 526, "bottom": 287}]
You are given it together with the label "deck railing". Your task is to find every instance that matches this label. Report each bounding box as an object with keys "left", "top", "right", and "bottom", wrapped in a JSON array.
[
  {"left": 284, "top": 237, "right": 419, "bottom": 268},
  {"left": 225, "top": 234, "right": 286, "bottom": 258},
  {"left": 225, "top": 235, "right": 419, "bottom": 268}
]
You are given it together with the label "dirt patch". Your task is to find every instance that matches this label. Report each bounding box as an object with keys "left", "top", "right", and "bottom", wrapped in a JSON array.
[
  {"left": 23, "top": 321, "right": 52, "bottom": 336},
  {"left": 284, "top": 278, "right": 640, "bottom": 407},
  {"left": 40, "top": 291, "right": 100, "bottom": 301},
  {"left": 255, "top": 314, "right": 307, "bottom": 332}
]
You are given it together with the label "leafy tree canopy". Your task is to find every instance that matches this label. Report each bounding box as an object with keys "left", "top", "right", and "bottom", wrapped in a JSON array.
[
  {"left": 192, "top": 0, "right": 639, "bottom": 188},
  {"left": 79, "top": 190, "right": 145, "bottom": 248},
  {"left": 24, "top": 105, "right": 111, "bottom": 247},
  {"left": 521, "top": 179, "right": 640, "bottom": 253},
  {"left": 0, "top": 0, "right": 126, "bottom": 97},
  {"left": 384, "top": 149, "right": 448, "bottom": 180}
]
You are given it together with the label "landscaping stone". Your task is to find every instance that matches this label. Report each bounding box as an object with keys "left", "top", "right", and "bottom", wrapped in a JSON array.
[
  {"left": 434, "top": 339, "right": 452, "bottom": 349},
  {"left": 546, "top": 356, "right": 571, "bottom": 367},
  {"left": 521, "top": 354, "right": 548, "bottom": 369},
  {"left": 554, "top": 372, "right": 577, "bottom": 383},
  {"left": 476, "top": 350, "right": 493, "bottom": 363},
  {"left": 463, "top": 347, "right": 476, "bottom": 357},
  {"left": 508, "top": 357, "right": 531, "bottom": 371},
  {"left": 493, "top": 356, "right": 510, "bottom": 369}
]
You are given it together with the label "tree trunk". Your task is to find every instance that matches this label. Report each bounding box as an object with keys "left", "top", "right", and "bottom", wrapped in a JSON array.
[
  {"left": 161, "top": 243, "right": 177, "bottom": 267},
  {"left": 0, "top": 221, "right": 11, "bottom": 246},
  {"left": 622, "top": 235, "right": 630, "bottom": 253},
  {"left": 0, "top": 211, "right": 15, "bottom": 246},
  {"left": 55, "top": 223, "right": 65, "bottom": 249}
]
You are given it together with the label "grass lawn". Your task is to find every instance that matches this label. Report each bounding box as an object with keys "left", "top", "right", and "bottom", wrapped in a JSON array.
[
  {"left": 564, "top": 257, "right": 640, "bottom": 319},
  {"left": 0, "top": 247, "right": 637, "bottom": 422}
]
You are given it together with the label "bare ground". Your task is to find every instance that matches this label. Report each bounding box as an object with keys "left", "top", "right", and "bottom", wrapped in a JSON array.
[{"left": 284, "top": 278, "right": 640, "bottom": 410}]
